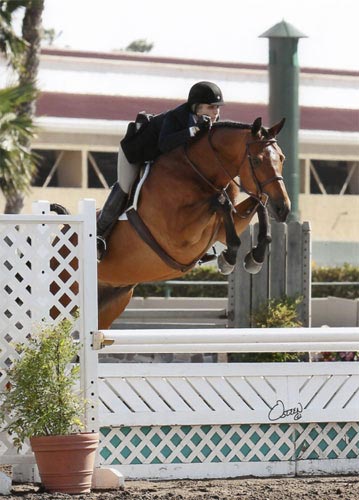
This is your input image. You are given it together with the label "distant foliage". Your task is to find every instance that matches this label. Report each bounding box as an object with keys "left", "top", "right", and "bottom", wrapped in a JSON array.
[
  {"left": 125, "top": 38, "right": 154, "bottom": 53},
  {"left": 134, "top": 264, "right": 359, "bottom": 299},
  {"left": 312, "top": 263, "right": 359, "bottom": 299},
  {"left": 134, "top": 266, "right": 227, "bottom": 298}
]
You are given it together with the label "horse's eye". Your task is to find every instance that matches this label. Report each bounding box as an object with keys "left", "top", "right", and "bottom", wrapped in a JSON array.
[{"left": 252, "top": 157, "right": 261, "bottom": 167}]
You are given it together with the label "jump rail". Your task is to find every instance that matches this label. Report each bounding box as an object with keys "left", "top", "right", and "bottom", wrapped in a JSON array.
[{"left": 92, "top": 326, "right": 359, "bottom": 353}]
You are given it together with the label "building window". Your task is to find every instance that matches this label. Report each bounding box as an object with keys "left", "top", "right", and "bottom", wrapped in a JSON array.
[
  {"left": 310, "top": 160, "right": 359, "bottom": 195},
  {"left": 88, "top": 152, "right": 117, "bottom": 188},
  {"left": 31, "top": 149, "right": 60, "bottom": 187}
]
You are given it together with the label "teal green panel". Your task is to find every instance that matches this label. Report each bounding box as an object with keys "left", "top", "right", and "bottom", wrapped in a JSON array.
[
  {"left": 221, "top": 444, "right": 232, "bottom": 457},
  {"left": 230, "top": 432, "right": 241, "bottom": 445},
  {"left": 181, "top": 445, "right": 192, "bottom": 458},
  {"left": 131, "top": 434, "right": 142, "bottom": 447},
  {"left": 140, "top": 445, "right": 152, "bottom": 459},
  {"left": 250, "top": 431, "right": 260, "bottom": 444},
  {"left": 100, "top": 447, "right": 111, "bottom": 460},
  {"left": 201, "top": 444, "right": 212, "bottom": 457},
  {"left": 110, "top": 434, "right": 121, "bottom": 448},
  {"left": 150, "top": 433, "right": 162, "bottom": 447},
  {"left": 119, "top": 427, "right": 131, "bottom": 436},
  {"left": 240, "top": 443, "right": 251, "bottom": 457},
  {"left": 171, "top": 433, "right": 182, "bottom": 446},
  {"left": 160, "top": 445, "right": 172, "bottom": 458},
  {"left": 121, "top": 446, "right": 132, "bottom": 459},
  {"left": 181, "top": 425, "right": 191, "bottom": 434},
  {"left": 270, "top": 431, "right": 280, "bottom": 444},
  {"left": 190, "top": 432, "right": 202, "bottom": 446},
  {"left": 211, "top": 432, "right": 221, "bottom": 445},
  {"left": 279, "top": 442, "right": 291, "bottom": 455},
  {"left": 260, "top": 443, "right": 270, "bottom": 456}
]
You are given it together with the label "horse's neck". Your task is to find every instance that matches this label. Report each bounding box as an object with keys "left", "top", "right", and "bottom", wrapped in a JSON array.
[{"left": 189, "top": 128, "right": 249, "bottom": 189}]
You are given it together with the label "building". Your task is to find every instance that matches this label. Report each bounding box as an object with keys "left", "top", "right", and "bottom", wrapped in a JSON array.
[{"left": 1, "top": 48, "right": 358, "bottom": 254}]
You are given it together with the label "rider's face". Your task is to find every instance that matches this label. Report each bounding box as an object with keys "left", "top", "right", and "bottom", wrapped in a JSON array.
[{"left": 196, "top": 104, "right": 220, "bottom": 123}]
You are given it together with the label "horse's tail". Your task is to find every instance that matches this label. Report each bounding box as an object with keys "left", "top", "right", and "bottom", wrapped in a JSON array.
[{"left": 50, "top": 203, "right": 70, "bottom": 215}]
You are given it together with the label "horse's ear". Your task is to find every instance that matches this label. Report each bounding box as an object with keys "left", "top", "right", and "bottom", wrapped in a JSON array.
[
  {"left": 251, "top": 117, "right": 262, "bottom": 137},
  {"left": 268, "top": 117, "right": 286, "bottom": 137}
]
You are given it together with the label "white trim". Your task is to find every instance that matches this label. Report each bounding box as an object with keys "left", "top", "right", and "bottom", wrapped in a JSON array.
[
  {"left": 35, "top": 116, "right": 128, "bottom": 135},
  {"left": 100, "top": 459, "right": 359, "bottom": 480},
  {"left": 299, "top": 129, "right": 359, "bottom": 147}
]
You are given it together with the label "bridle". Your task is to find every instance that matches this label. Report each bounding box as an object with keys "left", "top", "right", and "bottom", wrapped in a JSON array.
[{"left": 183, "top": 128, "right": 284, "bottom": 207}]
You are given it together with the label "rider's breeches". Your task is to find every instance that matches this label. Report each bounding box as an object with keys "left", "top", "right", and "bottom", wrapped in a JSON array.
[{"left": 117, "top": 147, "right": 140, "bottom": 194}]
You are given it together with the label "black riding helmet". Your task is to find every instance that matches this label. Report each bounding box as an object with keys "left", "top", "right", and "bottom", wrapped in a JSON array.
[{"left": 187, "top": 81, "right": 224, "bottom": 107}]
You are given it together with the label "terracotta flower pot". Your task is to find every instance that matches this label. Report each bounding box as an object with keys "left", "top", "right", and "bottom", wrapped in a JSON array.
[{"left": 30, "top": 432, "right": 99, "bottom": 494}]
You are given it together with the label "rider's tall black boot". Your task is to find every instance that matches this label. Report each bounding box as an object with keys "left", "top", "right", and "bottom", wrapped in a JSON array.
[{"left": 97, "top": 182, "right": 128, "bottom": 262}]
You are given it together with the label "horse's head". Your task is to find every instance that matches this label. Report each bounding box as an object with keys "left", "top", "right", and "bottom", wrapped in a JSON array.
[
  {"left": 240, "top": 117, "right": 291, "bottom": 222},
  {"left": 189, "top": 118, "right": 291, "bottom": 221}
]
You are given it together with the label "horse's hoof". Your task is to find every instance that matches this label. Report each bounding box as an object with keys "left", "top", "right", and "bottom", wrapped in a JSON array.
[
  {"left": 244, "top": 251, "right": 263, "bottom": 274},
  {"left": 217, "top": 253, "right": 235, "bottom": 275}
]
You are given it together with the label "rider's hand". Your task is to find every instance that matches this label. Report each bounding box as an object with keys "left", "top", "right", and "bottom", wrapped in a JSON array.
[{"left": 197, "top": 114, "right": 212, "bottom": 130}]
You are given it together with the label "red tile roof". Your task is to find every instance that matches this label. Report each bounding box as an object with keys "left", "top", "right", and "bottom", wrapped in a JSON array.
[{"left": 36, "top": 92, "right": 359, "bottom": 132}]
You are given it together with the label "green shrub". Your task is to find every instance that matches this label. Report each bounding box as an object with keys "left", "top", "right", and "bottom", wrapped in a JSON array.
[
  {"left": 312, "top": 263, "right": 359, "bottom": 299},
  {"left": 134, "top": 264, "right": 359, "bottom": 299},
  {"left": 134, "top": 265, "right": 227, "bottom": 297},
  {"left": 229, "top": 296, "right": 305, "bottom": 363}
]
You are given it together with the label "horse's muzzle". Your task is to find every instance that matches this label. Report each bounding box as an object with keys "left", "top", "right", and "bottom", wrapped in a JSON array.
[{"left": 270, "top": 199, "right": 291, "bottom": 222}]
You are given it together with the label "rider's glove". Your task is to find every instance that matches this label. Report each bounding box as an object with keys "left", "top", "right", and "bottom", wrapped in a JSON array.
[{"left": 197, "top": 114, "right": 212, "bottom": 131}]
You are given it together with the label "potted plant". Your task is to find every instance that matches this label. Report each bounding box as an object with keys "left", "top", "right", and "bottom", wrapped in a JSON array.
[{"left": 0, "top": 317, "right": 99, "bottom": 494}]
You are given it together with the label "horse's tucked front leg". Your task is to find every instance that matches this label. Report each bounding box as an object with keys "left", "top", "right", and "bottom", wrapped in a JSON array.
[
  {"left": 215, "top": 196, "right": 241, "bottom": 275},
  {"left": 244, "top": 204, "right": 272, "bottom": 274}
]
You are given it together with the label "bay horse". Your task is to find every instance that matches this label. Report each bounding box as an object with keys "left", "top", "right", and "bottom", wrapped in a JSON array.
[{"left": 96, "top": 117, "right": 290, "bottom": 329}]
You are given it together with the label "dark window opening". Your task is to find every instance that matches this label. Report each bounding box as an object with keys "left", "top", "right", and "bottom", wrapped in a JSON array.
[
  {"left": 88, "top": 152, "right": 117, "bottom": 188},
  {"left": 310, "top": 160, "right": 358, "bottom": 195},
  {"left": 31, "top": 150, "right": 59, "bottom": 187}
]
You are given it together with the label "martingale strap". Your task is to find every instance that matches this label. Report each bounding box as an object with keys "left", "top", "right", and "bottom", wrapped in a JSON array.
[{"left": 126, "top": 208, "right": 198, "bottom": 273}]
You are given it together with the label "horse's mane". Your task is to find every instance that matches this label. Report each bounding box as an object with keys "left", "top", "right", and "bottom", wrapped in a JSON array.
[
  {"left": 189, "top": 120, "right": 268, "bottom": 145},
  {"left": 213, "top": 120, "right": 269, "bottom": 137},
  {"left": 212, "top": 121, "right": 251, "bottom": 130}
]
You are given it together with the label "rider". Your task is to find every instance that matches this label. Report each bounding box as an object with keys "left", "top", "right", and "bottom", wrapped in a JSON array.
[{"left": 96, "top": 81, "right": 224, "bottom": 261}]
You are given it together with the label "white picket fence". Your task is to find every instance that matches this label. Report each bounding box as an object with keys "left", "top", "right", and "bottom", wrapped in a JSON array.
[{"left": 1, "top": 200, "right": 359, "bottom": 481}]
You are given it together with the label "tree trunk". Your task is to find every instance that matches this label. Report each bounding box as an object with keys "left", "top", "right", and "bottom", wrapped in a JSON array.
[
  {"left": 4, "top": 193, "right": 25, "bottom": 214},
  {"left": 5, "top": 0, "right": 44, "bottom": 214}
]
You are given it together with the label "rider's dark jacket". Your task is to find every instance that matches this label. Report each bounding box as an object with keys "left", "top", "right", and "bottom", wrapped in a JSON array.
[{"left": 121, "top": 103, "right": 197, "bottom": 164}]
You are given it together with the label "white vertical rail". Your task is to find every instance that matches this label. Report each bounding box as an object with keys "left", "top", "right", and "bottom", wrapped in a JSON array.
[{"left": 78, "top": 199, "right": 99, "bottom": 434}]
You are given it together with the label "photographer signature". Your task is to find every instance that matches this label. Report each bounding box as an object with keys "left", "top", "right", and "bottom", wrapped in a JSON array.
[{"left": 268, "top": 399, "right": 303, "bottom": 421}]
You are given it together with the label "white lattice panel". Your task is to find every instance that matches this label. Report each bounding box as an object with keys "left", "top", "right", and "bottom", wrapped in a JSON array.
[
  {"left": 0, "top": 200, "right": 99, "bottom": 469},
  {"left": 98, "top": 363, "right": 359, "bottom": 426}
]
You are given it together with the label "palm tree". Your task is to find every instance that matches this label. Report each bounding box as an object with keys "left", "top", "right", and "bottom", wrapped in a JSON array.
[
  {"left": 0, "top": 0, "right": 44, "bottom": 213},
  {"left": 0, "top": 85, "right": 37, "bottom": 201},
  {"left": 0, "top": 0, "right": 27, "bottom": 68}
]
